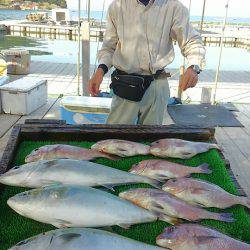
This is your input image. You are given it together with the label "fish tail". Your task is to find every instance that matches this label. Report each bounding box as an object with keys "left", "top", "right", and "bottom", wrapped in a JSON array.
[
  {"left": 147, "top": 178, "right": 163, "bottom": 189},
  {"left": 212, "top": 212, "right": 235, "bottom": 223},
  {"left": 197, "top": 163, "right": 212, "bottom": 174},
  {"left": 210, "top": 143, "right": 221, "bottom": 151},
  {"left": 158, "top": 213, "right": 183, "bottom": 225},
  {"left": 237, "top": 196, "right": 250, "bottom": 209}
]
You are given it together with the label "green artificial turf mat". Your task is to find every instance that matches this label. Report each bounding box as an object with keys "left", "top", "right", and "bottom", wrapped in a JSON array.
[{"left": 0, "top": 141, "right": 249, "bottom": 249}]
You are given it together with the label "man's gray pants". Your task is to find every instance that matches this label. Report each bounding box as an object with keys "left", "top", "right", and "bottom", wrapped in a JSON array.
[{"left": 107, "top": 78, "right": 170, "bottom": 125}]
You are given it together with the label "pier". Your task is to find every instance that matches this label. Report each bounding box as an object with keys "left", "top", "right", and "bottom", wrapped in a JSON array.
[
  {"left": 1, "top": 20, "right": 249, "bottom": 49},
  {"left": 4, "top": 22, "right": 104, "bottom": 41}
]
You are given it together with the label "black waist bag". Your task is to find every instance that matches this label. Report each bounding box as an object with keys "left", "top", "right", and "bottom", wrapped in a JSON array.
[{"left": 110, "top": 70, "right": 154, "bottom": 102}]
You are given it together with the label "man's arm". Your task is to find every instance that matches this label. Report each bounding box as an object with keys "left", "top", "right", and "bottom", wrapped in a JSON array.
[
  {"left": 88, "top": 5, "right": 118, "bottom": 96},
  {"left": 170, "top": 2, "right": 206, "bottom": 91}
]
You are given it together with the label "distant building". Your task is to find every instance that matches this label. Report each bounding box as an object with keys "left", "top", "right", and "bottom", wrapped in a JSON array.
[{"left": 20, "top": 1, "right": 39, "bottom": 10}]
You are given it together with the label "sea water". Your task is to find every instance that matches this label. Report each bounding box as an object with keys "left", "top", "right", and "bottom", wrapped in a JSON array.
[{"left": 1, "top": 9, "right": 250, "bottom": 24}]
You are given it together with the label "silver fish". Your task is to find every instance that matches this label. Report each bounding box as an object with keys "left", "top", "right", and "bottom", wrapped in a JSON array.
[
  {"left": 119, "top": 188, "right": 235, "bottom": 224},
  {"left": 163, "top": 177, "right": 250, "bottom": 209},
  {"left": 0, "top": 159, "right": 160, "bottom": 189},
  {"left": 129, "top": 160, "right": 211, "bottom": 180},
  {"left": 150, "top": 139, "right": 220, "bottom": 159},
  {"left": 156, "top": 224, "right": 250, "bottom": 250},
  {"left": 10, "top": 228, "right": 165, "bottom": 250},
  {"left": 7, "top": 185, "right": 159, "bottom": 229},
  {"left": 25, "top": 144, "right": 117, "bottom": 163},
  {"left": 91, "top": 139, "right": 150, "bottom": 157}
]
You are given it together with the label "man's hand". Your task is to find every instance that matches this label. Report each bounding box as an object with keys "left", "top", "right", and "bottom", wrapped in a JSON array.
[
  {"left": 180, "top": 66, "right": 199, "bottom": 91},
  {"left": 88, "top": 68, "right": 104, "bottom": 96}
]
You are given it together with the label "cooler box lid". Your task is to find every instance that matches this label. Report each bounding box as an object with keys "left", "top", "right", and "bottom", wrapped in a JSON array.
[
  {"left": 0, "top": 77, "right": 47, "bottom": 93},
  {"left": 61, "top": 96, "right": 112, "bottom": 113}
]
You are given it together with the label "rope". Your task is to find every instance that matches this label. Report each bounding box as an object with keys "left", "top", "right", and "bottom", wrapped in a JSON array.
[{"left": 213, "top": 0, "right": 230, "bottom": 104}]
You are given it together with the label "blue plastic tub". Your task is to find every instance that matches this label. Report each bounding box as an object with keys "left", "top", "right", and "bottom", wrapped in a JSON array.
[{"left": 60, "top": 96, "right": 112, "bottom": 125}]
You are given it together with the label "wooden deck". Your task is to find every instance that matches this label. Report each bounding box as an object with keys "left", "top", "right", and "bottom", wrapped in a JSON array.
[{"left": 0, "top": 61, "right": 249, "bottom": 197}]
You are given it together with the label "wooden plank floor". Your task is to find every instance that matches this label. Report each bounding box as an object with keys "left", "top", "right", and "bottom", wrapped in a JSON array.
[
  {"left": 0, "top": 61, "right": 249, "bottom": 197},
  {"left": 215, "top": 104, "right": 250, "bottom": 197}
]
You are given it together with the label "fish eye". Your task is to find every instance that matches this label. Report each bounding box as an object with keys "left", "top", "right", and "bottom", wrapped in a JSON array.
[
  {"left": 172, "top": 179, "right": 177, "bottom": 183},
  {"left": 12, "top": 166, "right": 20, "bottom": 170},
  {"left": 33, "top": 148, "right": 39, "bottom": 152},
  {"left": 169, "top": 226, "right": 176, "bottom": 233},
  {"left": 20, "top": 193, "right": 28, "bottom": 196}
]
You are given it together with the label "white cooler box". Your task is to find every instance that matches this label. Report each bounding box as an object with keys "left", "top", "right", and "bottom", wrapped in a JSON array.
[
  {"left": 0, "top": 75, "right": 9, "bottom": 113},
  {"left": 0, "top": 77, "right": 47, "bottom": 115}
]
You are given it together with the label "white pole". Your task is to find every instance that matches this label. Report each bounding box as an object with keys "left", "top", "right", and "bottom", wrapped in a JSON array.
[
  {"left": 213, "top": 0, "right": 230, "bottom": 104},
  {"left": 77, "top": 0, "right": 81, "bottom": 95},
  {"left": 88, "top": 0, "right": 91, "bottom": 23},
  {"left": 200, "top": 0, "right": 207, "bottom": 32}
]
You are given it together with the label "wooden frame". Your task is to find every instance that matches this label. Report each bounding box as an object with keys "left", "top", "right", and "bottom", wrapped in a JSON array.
[{"left": 0, "top": 120, "right": 246, "bottom": 197}]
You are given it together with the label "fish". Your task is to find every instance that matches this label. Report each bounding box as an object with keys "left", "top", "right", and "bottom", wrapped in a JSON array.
[
  {"left": 119, "top": 188, "right": 235, "bottom": 224},
  {"left": 163, "top": 177, "right": 250, "bottom": 209},
  {"left": 9, "top": 228, "right": 165, "bottom": 250},
  {"left": 150, "top": 139, "right": 220, "bottom": 159},
  {"left": 91, "top": 139, "right": 150, "bottom": 157},
  {"left": 7, "top": 185, "right": 169, "bottom": 229},
  {"left": 156, "top": 224, "right": 250, "bottom": 250},
  {"left": 0, "top": 159, "right": 160, "bottom": 189},
  {"left": 129, "top": 160, "right": 212, "bottom": 181},
  {"left": 25, "top": 144, "right": 118, "bottom": 163}
]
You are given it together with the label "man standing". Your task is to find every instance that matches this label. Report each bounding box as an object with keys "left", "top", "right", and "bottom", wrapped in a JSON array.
[{"left": 88, "top": 0, "right": 206, "bottom": 125}]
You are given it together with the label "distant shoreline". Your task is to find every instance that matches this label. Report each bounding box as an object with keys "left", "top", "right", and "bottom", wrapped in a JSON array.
[{"left": 0, "top": 8, "right": 249, "bottom": 26}]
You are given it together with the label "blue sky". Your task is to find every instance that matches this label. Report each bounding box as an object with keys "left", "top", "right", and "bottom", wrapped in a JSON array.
[{"left": 66, "top": 0, "right": 250, "bottom": 18}]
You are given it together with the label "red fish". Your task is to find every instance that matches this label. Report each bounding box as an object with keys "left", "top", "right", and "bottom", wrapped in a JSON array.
[
  {"left": 25, "top": 144, "right": 118, "bottom": 163},
  {"left": 91, "top": 139, "right": 150, "bottom": 157},
  {"left": 119, "top": 188, "right": 235, "bottom": 224},
  {"left": 157, "top": 224, "right": 250, "bottom": 250},
  {"left": 129, "top": 160, "right": 211, "bottom": 180},
  {"left": 163, "top": 177, "right": 250, "bottom": 209},
  {"left": 150, "top": 139, "right": 220, "bottom": 159}
]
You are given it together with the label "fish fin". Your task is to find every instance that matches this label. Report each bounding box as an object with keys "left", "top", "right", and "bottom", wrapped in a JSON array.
[
  {"left": 43, "top": 160, "right": 59, "bottom": 168},
  {"left": 117, "top": 223, "right": 131, "bottom": 230},
  {"left": 156, "top": 212, "right": 183, "bottom": 225},
  {"left": 197, "top": 163, "right": 212, "bottom": 174},
  {"left": 53, "top": 219, "right": 73, "bottom": 228},
  {"left": 40, "top": 180, "right": 61, "bottom": 187},
  {"left": 154, "top": 174, "right": 170, "bottom": 181},
  {"left": 56, "top": 233, "right": 82, "bottom": 243},
  {"left": 195, "top": 236, "right": 219, "bottom": 244},
  {"left": 100, "top": 153, "right": 121, "bottom": 161},
  {"left": 214, "top": 213, "right": 235, "bottom": 223},
  {"left": 148, "top": 179, "right": 163, "bottom": 189},
  {"left": 193, "top": 201, "right": 206, "bottom": 207},
  {"left": 150, "top": 201, "right": 165, "bottom": 213},
  {"left": 237, "top": 196, "right": 250, "bottom": 209},
  {"left": 102, "top": 184, "right": 116, "bottom": 192},
  {"left": 98, "top": 226, "right": 115, "bottom": 233}
]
